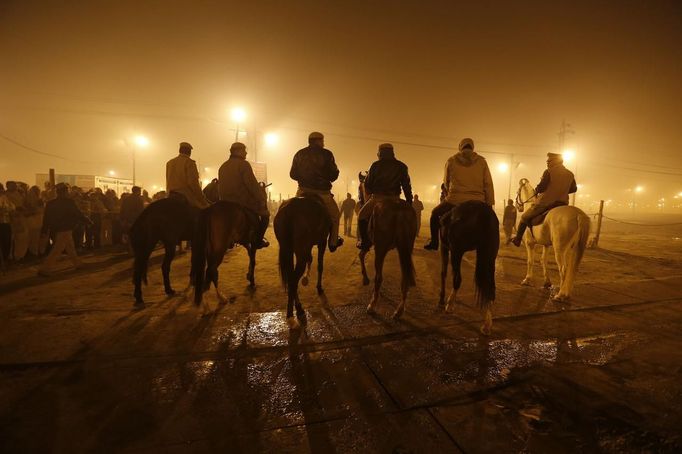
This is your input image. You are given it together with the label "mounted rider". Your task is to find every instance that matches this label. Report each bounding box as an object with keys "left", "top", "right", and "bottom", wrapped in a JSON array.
[
  {"left": 424, "top": 138, "right": 495, "bottom": 250},
  {"left": 218, "top": 142, "right": 270, "bottom": 248},
  {"left": 289, "top": 132, "right": 344, "bottom": 252},
  {"left": 165, "top": 142, "right": 210, "bottom": 209},
  {"left": 511, "top": 152, "right": 577, "bottom": 246},
  {"left": 356, "top": 143, "right": 413, "bottom": 250}
]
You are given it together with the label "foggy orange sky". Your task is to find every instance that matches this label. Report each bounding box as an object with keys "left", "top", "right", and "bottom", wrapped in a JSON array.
[{"left": 1, "top": 0, "right": 680, "bottom": 209}]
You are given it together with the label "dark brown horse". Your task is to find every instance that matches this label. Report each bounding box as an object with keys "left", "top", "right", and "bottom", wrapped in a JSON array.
[
  {"left": 192, "top": 201, "right": 259, "bottom": 308},
  {"left": 439, "top": 200, "right": 499, "bottom": 334},
  {"left": 359, "top": 198, "right": 417, "bottom": 319},
  {"left": 130, "top": 197, "right": 194, "bottom": 307},
  {"left": 274, "top": 196, "right": 331, "bottom": 330}
]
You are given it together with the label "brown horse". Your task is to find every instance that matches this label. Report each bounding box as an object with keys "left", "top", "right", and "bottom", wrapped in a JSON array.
[
  {"left": 439, "top": 200, "right": 499, "bottom": 335},
  {"left": 359, "top": 199, "right": 417, "bottom": 319},
  {"left": 192, "top": 201, "right": 259, "bottom": 308},
  {"left": 130, "top": 196, "right": 194, "bottom": 307},
  {"left": 274, "top": 195, "right": 331, "bottom": 330}
]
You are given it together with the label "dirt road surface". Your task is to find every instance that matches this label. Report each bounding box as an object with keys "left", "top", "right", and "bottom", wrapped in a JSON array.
[{"left": 1, "top": 221, "right": 681, "bottom": 453}]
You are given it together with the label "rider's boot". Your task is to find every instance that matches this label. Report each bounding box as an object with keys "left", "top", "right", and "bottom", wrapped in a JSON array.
[
  {"left": 511, "top": 222, "right": 528, "bottom": 247},
  {"left": 356, "top": 219, "right": 371, "bottom": 251},
  {"left": 423, "top": 210, "right": 440, "bottom": 250}
]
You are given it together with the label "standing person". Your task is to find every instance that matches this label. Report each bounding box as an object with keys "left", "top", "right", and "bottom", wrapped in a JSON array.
[
  {"left": 86, "top": 189, "right": 107, "bottom": 249},
  {"left": 5, "top": 181, "right": 28, "bottom": 261},
  {"left": 165, "top": 141, "right": 210, "bottom": 209},
  {"left": 218, "top": 142, "right": 270, "bottom": 248},
  {"left": 119, "top": 186, "right": 145, "bottom": 242},
  {"left": 424, "top": 138, "right": 495, "bottom": 250},
  {"left": 511, "top": 152, "right": 577, "bottom": 246},
  {"left": 38, "top": 183, "right": 91, "bottom": 276},
  {"left": 289, "top": 132, "right": 344, "bottom": 251},
  {"left": 24, "top": 186, "right": 44, "bottom": 256},
  {"left": 356, "top": 143, "right": 412, "bottom": 250},
  {"left": 340, "top": 193, "right": 356, "bottom": 236},
  {"left": 0, "top": 183, "right": 15, "bottom": 263},
  {"left": 71, "top": 186, "right": 90, "bottom": 250},
  {"left": 412, "top": 194, "right": 424, "bottom": 236},
  {"left": 502, "top": 199, "right": 517, "bottom": 245}
]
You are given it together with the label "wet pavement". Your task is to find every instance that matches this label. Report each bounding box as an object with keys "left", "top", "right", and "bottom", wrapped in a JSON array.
[{"left": 1, "top": 233, "right": 681, "bottom": 453}]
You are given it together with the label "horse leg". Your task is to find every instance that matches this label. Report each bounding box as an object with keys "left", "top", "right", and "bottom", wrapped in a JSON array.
[
  {"left": 541, "top": 246, "right": 552, "bottom": 289},
  {"left": 359, "top": 249, "right": 370, "bottom": 286},
  {"left": 210, "top": 249, "right": 229, "bottom": 304},
  {"left": 367, "top": 247, "right": 387, "bottom": 314},
  {"left": 552, "top": 240, "right": 570, "bottom": 302},
  {"left": 288, "top": 252, "right": 308, "bottom": 328},
  {"left": 161, "top": 242, "right": 176, "bottom": 296},
  {"left": 446, "top": 251, "right": 464, "bottom": 312},
  {"left": 301, "top": 257, "right": 311, "bottom": 286},
  {"left": 438, "top": 244, "right": 449, "bottom": 308},
  {"left": 133, "top": 245, "right": 154, "bottom": 307},
  {"left": 316, "top": 244, "right": 325, "bottom": 295},
  {"left": 246, "top": 245, "right": 256, "bottom": 288},
  {"left": 521, "top": 238, "right": 535, "bottom": 286},
  {"left": 481, "top": 306, "right": 493, "bottom": 336}
]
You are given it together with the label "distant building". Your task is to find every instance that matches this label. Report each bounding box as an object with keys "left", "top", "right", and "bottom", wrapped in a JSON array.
[{"left": 36, "top": 174, "right": 134, "bottom": 195}]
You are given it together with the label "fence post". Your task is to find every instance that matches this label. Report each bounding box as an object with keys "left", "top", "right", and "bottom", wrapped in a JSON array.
[{"left": 591, "top": 200, "right": 604, "bottom": 248}]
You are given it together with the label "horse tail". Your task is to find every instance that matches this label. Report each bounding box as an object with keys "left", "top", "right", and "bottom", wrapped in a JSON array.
[
  {"left": 474, "top": 207, "right": 499, "bottom": 309},
  {"left": 193, "top": 208, "right": 210, "bottom": 304},
  {"left": 563, "top": 211, "right": 590, "bottom": 290},
  {"left": 275, "top": 212, "right": 294, "bottom": 291},
  {"left": 130, "top": 215, "right": 152, "bottom": 286}
]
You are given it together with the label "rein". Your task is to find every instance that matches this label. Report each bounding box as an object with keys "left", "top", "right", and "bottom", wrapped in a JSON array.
[{"left": 515, "top": 180, "right": 537, "bottom": 211}]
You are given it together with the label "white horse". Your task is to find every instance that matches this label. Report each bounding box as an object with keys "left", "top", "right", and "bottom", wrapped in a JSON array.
[{"left": 516, "top": 179, "right": 590, "bottom": 302}]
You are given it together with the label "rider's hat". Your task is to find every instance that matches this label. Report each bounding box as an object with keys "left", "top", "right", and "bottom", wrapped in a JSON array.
[
  {"left": 546, "top": 152, "right": 562, "bottom": 160},
  {"left": 308, "top": 131, "right": 324, "bottom": 141},
  {"left": 378, "top": 143, "right": 393, "bottom": 151},
  {"left": 179, "top": 142, "right": 193, "bottom": 152},
  {"left": 459, "top": 138, "right": 474, "bottom": 151}
]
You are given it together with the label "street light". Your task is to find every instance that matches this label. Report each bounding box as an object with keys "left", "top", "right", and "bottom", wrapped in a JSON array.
[
  {"left": 633, "top": 186, "right": 644, "bottom": 214},
  {"left": 231, "top": 107, "right": 246, "bottom": 141},
  {"left": 108, "top": 170, "right": 116, "bottom": 177},
  {"left": 264, "top": 132, "right": 279, "bottom": 147},
  {"left": 497, "top": 162, "right": 509, "bottom": 173},
  {"left": 129, "top": 135, "right": 149, "bottom": 186}
]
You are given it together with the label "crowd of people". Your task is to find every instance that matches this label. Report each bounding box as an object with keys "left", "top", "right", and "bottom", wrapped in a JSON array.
[{"left": 0, "top": 180, "right": 165, "bottom": 269}]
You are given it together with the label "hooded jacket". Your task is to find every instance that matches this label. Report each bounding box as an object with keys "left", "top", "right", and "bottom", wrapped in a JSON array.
[
  {"left": 218, "top": 151, "right": 268, "bottom": 216},
  {"left": 289, "top": 145, "right": 339, "bottom": 191},
  {"left": 444, "top": 151, "right": 495, "bottom": 205},
  {"left": 364, "top": 149, "right": 413, "bottom": 203},
  {"left": 535, "top": 162, "right": 577, "bottom": 206}
]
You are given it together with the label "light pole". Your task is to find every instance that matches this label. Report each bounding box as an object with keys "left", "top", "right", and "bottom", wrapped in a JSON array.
[
  {"left": 130, "top": 135, "right": 149, "bottom": 186},
  {"left": 231, "top": 107, "right": 246, "bottom": 142},
  {"left": 633, "top": 185, "right": 643, "bottom": 214}
]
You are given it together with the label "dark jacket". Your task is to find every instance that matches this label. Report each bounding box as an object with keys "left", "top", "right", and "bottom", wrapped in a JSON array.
[
  {"left": 364, "top": 152, "right": 413, "bottom": 203},
  {"left": 535, "top": 163, "right": 577, "bottom": 206},
  {"left": 119, "top": 194, "right": 145, "bottom": 226},
  {"left": 340, "top": 198, "right": 356, "bottom": 216},
  {"left": 290, "top": 145, "right": 339, "bottom": 191},
  {"left": 503, "top": 205, "right": 517, "bottom": 225},
  {"left": 41, "top": 196, "right": 90, "bottom": 234}
]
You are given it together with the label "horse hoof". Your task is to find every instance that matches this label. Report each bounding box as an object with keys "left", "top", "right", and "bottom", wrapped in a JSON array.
[
  {"left": 362, "top": 277, "right": 370, "bottom": 286},
  {"left": 480, "top": 324, "right": 492, "bottom": 336},
  {"left": 392, "top": 309, "right": 404, "bottom": 320},
  {"left": 366, "top": 305, "right": 375, "bottom": 315},
  {"left": 445, "top": 303, "right": 455, "bottom": 313},
  {"left": 317, "top": 287, "right": 324, "bottom": 295},
  {"left": 543, "top": 281, "right": 552, "bottom": 289},
  {"left": 133, "top": 301, "right": 145, "bottom": 310},
  {"left": 521, "top": 279, "right": 532, "bottom": 287},
  {"left": 165, "top": 288, "right": 176, "bottom": 296},
  {"left": 287, "top": 317, "right": 300, "bottom": 330},
  {"left": 301, "top": 276, "right": 309, "bottom": 286},
  {"left": 552, "top": 294, "right": 570, "bottom": 303}
]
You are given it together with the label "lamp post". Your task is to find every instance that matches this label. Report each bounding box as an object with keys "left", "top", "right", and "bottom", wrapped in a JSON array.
[
  {"left": 231, "top": 107, "right": 246, "bottom": 142},
  {"left": 130, "top": 135, "right": 149, "bottom": 186}
]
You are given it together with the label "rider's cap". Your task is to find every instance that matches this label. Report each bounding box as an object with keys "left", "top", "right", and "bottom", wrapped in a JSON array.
[
  {"left": 308, "top": 131, "right": 324, "bottom": 140},
  {"left": 459, "top": 138, "right": 474, "bottom": 151},
  {"left": 378, "top": 143, "right": 394, "bottom": 151},
  {"left": 179, "top": 142, "right": 193, "bottom": 151},
  {"left": 547, "top": 152, "right": 562, "bottom": 159}
]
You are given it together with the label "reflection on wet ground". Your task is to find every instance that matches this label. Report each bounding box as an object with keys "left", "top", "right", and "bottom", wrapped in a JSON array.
[{"left": 0, "top": 243, "right": 681, "bottom": 452}]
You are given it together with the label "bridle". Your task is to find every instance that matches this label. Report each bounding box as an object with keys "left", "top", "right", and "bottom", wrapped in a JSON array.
[{"left": 515, "top": 178, "right": 537, "bottom": 211}]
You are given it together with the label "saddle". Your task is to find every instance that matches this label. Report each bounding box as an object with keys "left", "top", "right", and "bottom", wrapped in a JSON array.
[{"left": 529, "top": 201, "right": 567, "bottom": 226}]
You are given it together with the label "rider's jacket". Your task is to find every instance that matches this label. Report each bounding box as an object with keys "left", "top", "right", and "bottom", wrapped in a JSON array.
[
  {"left": 218, "top": 154, "right": 268, "bottom": 217},
  {"left": 290, "top": 145, "right": 339, "bottom": 191},
  {"left": 443, "top": 151, "right": 495, "bottom": 206},
  {"left": 364, "top": 151, "right": 413, "bottom": 204},
  {"left": 535, "top": 163, "right": 577, "bottom": 206},
  {"left": 166, "top": 153, "right": 209, "bottom": 209}
]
